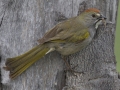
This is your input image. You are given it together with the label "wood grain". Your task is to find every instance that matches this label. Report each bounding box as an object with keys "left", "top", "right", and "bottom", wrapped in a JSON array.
[{"left": 0, "top": 0, "right": 119, "bottom": 90}]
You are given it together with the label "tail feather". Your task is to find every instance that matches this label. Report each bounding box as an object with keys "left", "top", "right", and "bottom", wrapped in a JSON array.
[
  {"left": 6, "top": 45, "right": 42, "bottom": 70},
  {"left": 4, "top": 44, "right": 50, "bottom": 79},
  {"left": 5, "top": 45, "right": 41, "bottom": 66}
]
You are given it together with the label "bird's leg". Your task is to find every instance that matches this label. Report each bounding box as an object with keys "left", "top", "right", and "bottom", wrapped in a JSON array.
[
  {"left": 62, "top": 56, "right": 81, "bottom": 74},
  {"left": 63, "top": 56, "right": 73, "bottom": 71}
]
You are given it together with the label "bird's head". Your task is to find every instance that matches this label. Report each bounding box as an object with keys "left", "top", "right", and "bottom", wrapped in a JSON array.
[{"left": 80, "top": 8, "right": 106, "bottom": 29}]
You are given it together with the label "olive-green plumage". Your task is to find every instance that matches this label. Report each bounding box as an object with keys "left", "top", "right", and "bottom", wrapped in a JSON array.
[
  {"left": 4, "top": 8, "right": 106, "bottom": 79},
  {"left": 4, "top": 45, "right": 49, "bottom": 79}
]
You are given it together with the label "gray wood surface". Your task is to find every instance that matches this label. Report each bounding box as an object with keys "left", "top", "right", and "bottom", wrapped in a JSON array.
[{"left": 0, "top": 0, "right": 119, "bottom": 90}]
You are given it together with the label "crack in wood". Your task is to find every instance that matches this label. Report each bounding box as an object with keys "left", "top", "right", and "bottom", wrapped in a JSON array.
[
  {"left": 0, "top": 10, "right": 6, "bottom": 28},
  {"left": 77, "top": 1, "right": 87, "bottom": 15},
  {"left": 54, "top": 11, "right": 67, "bottom": 22},
  {"left": 118, "top": 73, "right": 120, "bottom": 79}
]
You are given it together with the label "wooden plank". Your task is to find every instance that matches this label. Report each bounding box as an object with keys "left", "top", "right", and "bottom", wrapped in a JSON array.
[{"left": 0, "top": 0, "right": 119, "bottom": 90}]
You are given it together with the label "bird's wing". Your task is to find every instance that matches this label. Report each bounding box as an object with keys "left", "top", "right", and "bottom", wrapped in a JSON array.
[
  {"left": 38, "top": 23, "right": 65, "bottom": 44},
  {"left": 38, "top": 18, "right": 73, "bottom": 44},
  {"left": 38, "top": 17, "right": 90, "bottom": 44},
  {"left": 49, "top": 28, "right": 89, "bottom": 43}
]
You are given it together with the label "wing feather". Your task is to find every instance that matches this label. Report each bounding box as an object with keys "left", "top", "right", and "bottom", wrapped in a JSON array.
[{"left": 38, "top": 17, "right": 90, "bottom": 44}]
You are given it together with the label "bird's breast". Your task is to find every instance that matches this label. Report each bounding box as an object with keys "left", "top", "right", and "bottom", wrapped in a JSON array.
[{"left": 54, "top": 36, "right": 92, "bottom": 55}]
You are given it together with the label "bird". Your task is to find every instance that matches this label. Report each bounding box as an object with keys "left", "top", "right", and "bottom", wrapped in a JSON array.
[{"left": 3, "top": 8, "right": 106, "bottom": 79}]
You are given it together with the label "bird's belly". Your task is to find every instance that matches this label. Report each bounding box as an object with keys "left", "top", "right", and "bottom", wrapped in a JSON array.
[{"left": 55, "top": 38, "right": 92, "bottom": 55}]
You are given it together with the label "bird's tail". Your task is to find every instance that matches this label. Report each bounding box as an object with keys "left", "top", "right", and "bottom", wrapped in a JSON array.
[{"left": 3, "top": 44, "right": 50, "bottom": 79}]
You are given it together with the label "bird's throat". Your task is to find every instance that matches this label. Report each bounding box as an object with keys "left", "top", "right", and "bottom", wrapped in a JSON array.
[{"left": 95, "top": 20, "right": 102, "bottom": 29}]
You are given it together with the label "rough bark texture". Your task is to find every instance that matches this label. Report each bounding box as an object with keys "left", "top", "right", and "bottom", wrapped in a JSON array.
[{"left": 0, "top": 0, "right": 119, "bottom": 90}]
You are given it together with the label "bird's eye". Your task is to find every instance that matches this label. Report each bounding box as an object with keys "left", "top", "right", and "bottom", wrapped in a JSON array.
[{"left": 92, "top": 14, "right": 96, "bottom": 18}]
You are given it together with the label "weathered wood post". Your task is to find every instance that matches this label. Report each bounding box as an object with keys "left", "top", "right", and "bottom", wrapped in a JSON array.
[{"left": 0, "top": 0, "right": 119, "bottom": 90}]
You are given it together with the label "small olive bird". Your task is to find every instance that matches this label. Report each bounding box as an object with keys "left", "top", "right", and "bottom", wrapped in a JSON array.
[{"left": 4, "top": 8, "right": 106, "bottom": 79}]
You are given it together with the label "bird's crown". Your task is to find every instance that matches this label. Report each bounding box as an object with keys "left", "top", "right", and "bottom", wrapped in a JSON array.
[{"left": 85, "top": 8, "right": 100, "bottom": 13}]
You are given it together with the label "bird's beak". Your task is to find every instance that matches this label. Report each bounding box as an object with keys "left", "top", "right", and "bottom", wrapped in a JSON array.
[
  {"left": 97, "top": 14, "right": 107, "bottom": 27},
  {"left": 99, "top": 14, "right": 107, "bottom": 20},
  {"left": 95, "top": 14, "right": 107, "bottom": 29},
  {"left": 100, "top": 15, "right": 107, "bottom": 27}
]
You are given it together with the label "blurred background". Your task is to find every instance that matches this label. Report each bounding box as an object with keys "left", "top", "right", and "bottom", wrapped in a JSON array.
[{"left": 115, "top": 2, "right": 120, "bottom": 73}]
